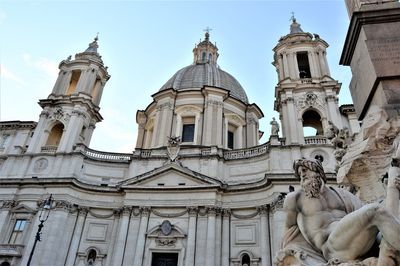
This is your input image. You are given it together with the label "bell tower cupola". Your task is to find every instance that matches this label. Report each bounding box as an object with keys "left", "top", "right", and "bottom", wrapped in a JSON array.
[
  {"left": 27, "top": 36, "right": 111, "bottom": 154},
  {"left": 193, "top": 29, "right": 219, "bottom": 65},
  {"left": 272, "top": 16, "right": 342, "bottom": 145}
]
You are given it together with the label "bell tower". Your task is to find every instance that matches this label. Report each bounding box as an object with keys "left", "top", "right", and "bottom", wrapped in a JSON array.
[
  {"left": 27, "top": 37, "right": 110, "bottom": 153},
  {"left": 272, "top": 17, "right": 342, "bottom": 145}
]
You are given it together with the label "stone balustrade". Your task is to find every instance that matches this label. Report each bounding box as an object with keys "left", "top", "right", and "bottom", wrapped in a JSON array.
[
  {"left": 223, "top": 143, "right": 270, "bottom": 160},
  {"left": 81, "top": 146, "right": 131, "bottom": 162},
  {"left": 41, "top": 145, "right": 58, "bottom": 153},
  {"left": 304, "top": 136, "right": 328, "bottom": 144}
]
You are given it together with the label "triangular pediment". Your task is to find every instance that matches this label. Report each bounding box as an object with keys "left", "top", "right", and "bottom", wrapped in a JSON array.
[
  {"left": 12, "top": 204, "right": 35, "bottom": 213},
  {"left": 120, "top": 163, "right": 225, "bottom": 189}
]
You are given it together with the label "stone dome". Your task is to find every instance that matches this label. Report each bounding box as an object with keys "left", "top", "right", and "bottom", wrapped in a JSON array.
[{"left": 159, "top": 63, "right": 249, "bottom": 104}]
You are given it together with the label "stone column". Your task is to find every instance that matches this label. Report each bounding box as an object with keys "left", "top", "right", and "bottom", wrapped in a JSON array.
[
  {"left": 221, "top": 209, "right": 230, "bottom": 266},
  {"left": 287, "top": 53, "right": 295, "bottom": 79},
  {"left": 286, "top": 97, "right": 299, "bottom": 144},
  {"left": 133, "top": 207, "right": 150, "bottom": 266},
  {"left": 292, "top": 53, "right": 299, "bottom": 79},
  {"left": 123, "top": 208, "right": 141, "bottom": 266},
  {"left": 0, "top": 200, "right": 15, "bottom": 239},
  {"left": 215, "top": 209, "right": 222, "bottom": 266},
  {"left": 39, "top": 207, "right": 72, "bottom": 265},
  {"left": 282, "top": 53, "right": 289, "bottom": 78},
  {"left": 65, "top": 207, "right": 88, "bottom": 266},
  {"left": 112, "top": 207, "right": 132, "bottom": 266},
  {"left": 323, "top": 51, "right": 330, "bottom": 76},
  {"left": 105, "top": 210, "right": 121, "bottom": 266},
  {"left": 311, "top": 52, "right": 321, "bottom": 77},
  {"left": 185, "top": 207, "right": 198, "bottom": 266},
  {"left": 258, "top": 206, "right": 271, "bottom": 266},
  {"left": 205, "top": 207, "right": 216, "bottom": 266},
  {"left": 20, "top": 211, "right": 42, "bottom": 266},
  {"left": 318, "top": 50, "right": 327, "bottom": 76},
  {"left": 236, "top": 126, "right": 243, "bottom": 149},
  {"left": 26, "top": 111, "right": 50, "bottom": 153},
  {"left": 278, "top": 55, "right": 284, "bottom": 81},
  {"left": 307, "top": 52, "right": 317, "bottom": 78},
  {"left": 56, "top": 205, "right": 78, "bottom": 265},
  {"left": 59, "top": 110, "right": 86, "bottom": 153}
]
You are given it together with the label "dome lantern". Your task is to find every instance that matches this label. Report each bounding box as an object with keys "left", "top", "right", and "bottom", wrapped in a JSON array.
[{"left": 192, "top": 28, "right": 219, "bottom": 65}]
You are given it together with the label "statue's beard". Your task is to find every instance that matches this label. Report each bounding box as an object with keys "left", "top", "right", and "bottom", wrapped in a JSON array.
[{"left": 301, "top": 176, "right": 322, "bottom": 198}]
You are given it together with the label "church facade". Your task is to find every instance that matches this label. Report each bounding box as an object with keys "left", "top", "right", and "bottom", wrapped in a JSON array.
[{"left": 0, "top": 19, "right": 359, "bottom": 266}]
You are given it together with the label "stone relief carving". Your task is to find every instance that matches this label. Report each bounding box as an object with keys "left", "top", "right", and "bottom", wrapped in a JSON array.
[
  {"left": 155, "top": 238, "right": 177, "bottom": 246},
  {"left": 295, "top": 92, "right": 325, "bottom": 113},
  {"left": 49, "top": 107, "right": 70, "bottom": 124},
  {"left": 161, "top": 220, "right": 172, "bottom": 236},
  {"left": 33, "top": 158, "right": 49, "bottom": 173},
  {"left": 166, "top": 136, "right": 181, "bottom": 162},
  {"left": 276, "top": 158, "right": 400, "bottom": 265},
  {"left": 1, "top": 200, "right": 17, "bottom": 209}
]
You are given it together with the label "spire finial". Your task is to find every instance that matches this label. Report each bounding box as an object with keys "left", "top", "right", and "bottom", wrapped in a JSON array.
[
  {"left": 290, "top": 12, "right": 296, "bottom": 23},
  {"left": 289, "top": 12, "right": 303, "bottom": 34},
  {"left": 203, "top": 27, "right": 212, "bottom": 41},
  {"left": 95, "top": 32, "right": 99, "bottom": 42}
]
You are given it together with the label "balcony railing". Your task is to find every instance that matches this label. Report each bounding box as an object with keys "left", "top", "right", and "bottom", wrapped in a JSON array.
[
  {"left": 81, "top": 146, "right": 131, "bottom": 162},
  {"left": 304, "top": 136, "right": 328, "bottom": 145},
  {"left": 223, "top": 143, "right": 270, "bottom": 160},
  {"left": 41, "top": 145, "right": 58, "bottom": 153}
]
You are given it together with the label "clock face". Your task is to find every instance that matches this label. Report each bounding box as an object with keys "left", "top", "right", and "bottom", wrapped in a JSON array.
[{"left": 161, "top": 220, "right": 172, "bottom": 236}]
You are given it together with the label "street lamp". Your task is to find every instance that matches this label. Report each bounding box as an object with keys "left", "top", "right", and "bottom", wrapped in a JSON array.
[{"left": 27, "top": 194, "right": 53, "bottom": 266}]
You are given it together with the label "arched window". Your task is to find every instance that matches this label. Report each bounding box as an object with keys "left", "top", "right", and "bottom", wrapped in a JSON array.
[
  {"left": 302, "top": 109, "right": 322, "bottom": 136},
  {"left": 46, "top": 123, "right": 64, "bottom": 146},
  {"left": 297, "top": 52, "right": 311, "bottom": 78},
  {"left": 208, "top": 53, "right": 212, "bottom": 62},
  {"left": 241, "top": 253, "right": 251, "bottom": 266},
  {"left": 202, "top": 52, "right": 206, "bottom": 63},
  {"left": 0, "top": 262, "right": 11, "bottom": 266},
  {"left": 66, "top": 70, "right": 81, "bottom": 95},
  {"left": 87, "top": 249, "right": 97, "bottom": 266}
]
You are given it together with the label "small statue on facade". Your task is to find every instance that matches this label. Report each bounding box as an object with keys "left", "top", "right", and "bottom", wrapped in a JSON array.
[
  {"left": 325, "top": 121, "right": 338, "bottom": 139},
  {"left": 270, "top": 117, "right": 280, "bottom": 136},
  {"left": 276, "top": 158, "right": 400, "bottom": 266}
]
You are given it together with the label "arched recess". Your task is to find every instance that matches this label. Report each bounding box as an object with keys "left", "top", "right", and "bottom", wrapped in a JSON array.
[
  {"left": 175, "top": 105, "right": 202, "bottom": 144},
  {"left": 231, "top": 250, "right": 260, "bottom": 266},
  {"left": 76, "top": 246, "right": 105, "bottom": 266},
  {"left": 45, "top": 122, "right": 64, "bottom": 147},
  {"left": 302, "top": 109, "right": 323, "bottom": 136},
  {"left": 225, "top": 113, "right": 246, "bottom": 149},
  {"left": 144, "top": 117, "right": 155, "bottom": 149}
]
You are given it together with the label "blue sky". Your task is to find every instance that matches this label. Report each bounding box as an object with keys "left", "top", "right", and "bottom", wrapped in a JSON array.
[{"left": 0, "top": 0, "right": 352, "bottom": 152}]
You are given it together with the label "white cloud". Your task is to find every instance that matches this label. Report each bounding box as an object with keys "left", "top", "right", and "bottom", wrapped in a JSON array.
[{"left": 0, "top": 65, "right": 26, "bottom": 86}]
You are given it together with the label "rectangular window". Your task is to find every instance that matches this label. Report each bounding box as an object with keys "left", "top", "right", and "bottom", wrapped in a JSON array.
[
  {"left": 182, "top": 124, "right": 195, "bottom": 142},
  {"left": 296, "top": 52, "right": 311, "bottom": 78},
  {"left": 9, "top": 219, "right": 27, "bottom": 244},
  {"left": 228, "top": 131, "right": 234, "bottom": 149}
]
